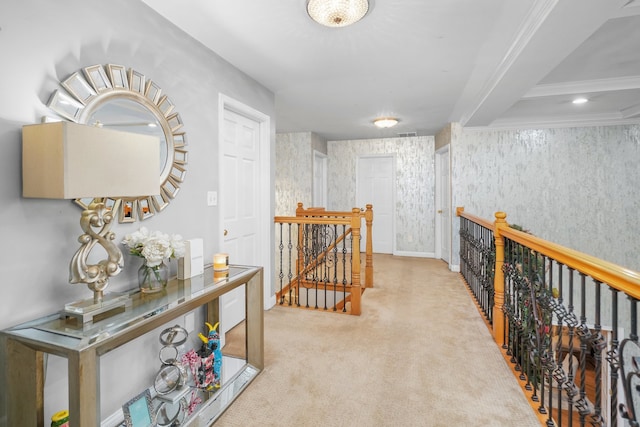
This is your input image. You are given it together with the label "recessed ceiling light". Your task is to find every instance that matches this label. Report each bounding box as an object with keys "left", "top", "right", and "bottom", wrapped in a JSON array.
[
  {"left": 572, "top": 97, "right": 589, "bottom": 104},
  {"left": 373, "top": 117, "right": 399, "bottom": 128}
]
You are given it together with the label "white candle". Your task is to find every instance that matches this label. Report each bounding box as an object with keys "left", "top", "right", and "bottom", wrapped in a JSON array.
[{"left": 213, "top": 253, "right": 229, "bottom": 271}]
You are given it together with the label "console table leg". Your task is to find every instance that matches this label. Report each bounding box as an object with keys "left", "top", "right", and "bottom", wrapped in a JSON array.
[
  {"left": 68, "top": 349, "right": 99, "bottom": 426},
  {"left": 6, "top": 338, "right": 44, "bottom": 426},
  {"left": 246, "top": 271, "right": 264, "bottom": 370}
]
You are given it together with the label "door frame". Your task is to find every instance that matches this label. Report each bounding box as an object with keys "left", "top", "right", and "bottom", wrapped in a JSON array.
[
  {"left": 218, "top": 94, "right": 274, "bottom": 309},
  {"left": 355, "top": 154, "right": 396, "bottom": 254},
  {"left": 435, "top": 145, "right": 451, "bottom": 266}
]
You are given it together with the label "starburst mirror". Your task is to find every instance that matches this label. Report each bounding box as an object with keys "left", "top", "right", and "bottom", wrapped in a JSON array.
[{"left": 47, "top": 64, "right": 188, "bottom": 223}]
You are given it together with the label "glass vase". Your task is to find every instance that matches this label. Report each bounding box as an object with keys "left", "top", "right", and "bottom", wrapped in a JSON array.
[{"left": 138, "top": 259, "right": 169, "bottom": 293}]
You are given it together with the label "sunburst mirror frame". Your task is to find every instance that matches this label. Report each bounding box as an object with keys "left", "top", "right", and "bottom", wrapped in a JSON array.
[{"left": 47, "top": 63, "right": 188, "bottom": 223}]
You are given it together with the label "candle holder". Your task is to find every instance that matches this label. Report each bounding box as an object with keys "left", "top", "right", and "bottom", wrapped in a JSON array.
[{"left": 213, "top": 253, "right": 229, "bottom": 271}]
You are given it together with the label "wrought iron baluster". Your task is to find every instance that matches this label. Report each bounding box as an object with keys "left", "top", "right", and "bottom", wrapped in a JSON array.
[
  {"left": 343, "top": 226, "right": 348, "bottom": 312},
  {"left": 607, "top": 288, "right": 619, "bottom": 427},
  {"left": 591, "top": 280, "right": 604, "bottom": 426},
  {"left": 278, "top": 223, "right": 284, "bottom": 304},
  {"left": 555, "top": 262, "right": 564, "bottom": 427},
  {"left": 332, "top": 224, "right": 338, "bottom": 311},
  {"left": 288, "top": 223, "right": 294, "bottom": 306},
  {"left": 579, "top": 273, "right": 587, "bottom": 426}
]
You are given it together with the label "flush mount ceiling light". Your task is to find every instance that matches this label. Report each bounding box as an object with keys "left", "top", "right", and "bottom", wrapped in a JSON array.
[
  {"left": 373, "top": 117, "right": 399, "bottom": 128},
  {"left": 572, "top": 97, "right": 589, "bottom": 104},
  {"left": 307, "top": 0, "right": 369, "bottom": 28}
]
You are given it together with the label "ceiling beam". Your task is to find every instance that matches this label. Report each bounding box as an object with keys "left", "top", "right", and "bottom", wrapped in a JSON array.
[{"left": 459, "top": 0, "right": 628, "bottom": 127}]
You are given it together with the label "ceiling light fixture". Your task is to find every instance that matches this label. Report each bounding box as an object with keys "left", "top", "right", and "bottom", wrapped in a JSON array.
[
  {"left": 572, "top": 97, "right": 589, "bottom": 104},
  {"left": 373, "top": 117, "right": 399, "bottom": 128},
  {"left": 307, "top": 0, "right": 369, "bottom": 28}
]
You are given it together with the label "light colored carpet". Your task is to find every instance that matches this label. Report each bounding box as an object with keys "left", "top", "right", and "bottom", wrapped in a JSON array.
[{"left": 217, "top": 254, "right": 540, "bottom": 426}]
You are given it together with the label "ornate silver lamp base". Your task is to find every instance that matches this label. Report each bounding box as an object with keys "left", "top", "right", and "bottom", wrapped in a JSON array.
[{"left": 66, "top": 199, "right": 129, "bottom": 323}]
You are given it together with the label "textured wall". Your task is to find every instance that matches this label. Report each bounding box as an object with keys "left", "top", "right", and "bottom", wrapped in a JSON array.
[
  {"left": 451, "top": 125, "right": 640, "bottom": 272},
  {"left": 275, "top": 132, "right": 314, "bottom": 215},
  {"left": 328, "top": 136, "right": 435, "bottom": 254}
]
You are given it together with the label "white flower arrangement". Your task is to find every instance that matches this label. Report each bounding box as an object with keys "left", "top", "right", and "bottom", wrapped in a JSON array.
[{"left": 122, "top": 227, "right": 186, "bottom": 267}]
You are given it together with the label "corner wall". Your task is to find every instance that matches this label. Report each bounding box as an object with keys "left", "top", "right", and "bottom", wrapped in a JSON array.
[{"left": 275, "top": 132, "right": 323, "bottom": 215}]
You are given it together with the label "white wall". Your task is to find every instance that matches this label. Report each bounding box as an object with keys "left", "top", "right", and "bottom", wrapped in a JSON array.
[
  {"left": 0, "top": 0, "right": 275, "bottom": 424},
  {"left": 451, "top": 125, "right": 640, "bottom": 272}
]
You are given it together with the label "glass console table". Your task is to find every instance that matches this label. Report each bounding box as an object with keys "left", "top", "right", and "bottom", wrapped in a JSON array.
[{"left": 0, "top": 265, "right": 264, "bottom": 426}]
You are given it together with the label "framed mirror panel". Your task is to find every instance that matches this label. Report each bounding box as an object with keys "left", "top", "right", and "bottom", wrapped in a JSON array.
[{"left": 48, "top": 64, "right": 188, "bottom": 223}]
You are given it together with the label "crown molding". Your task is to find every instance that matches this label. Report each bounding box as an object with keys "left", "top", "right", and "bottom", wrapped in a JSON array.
[
  {"left": 524, "top": 76, "right": 640, "bottom": 98},
  {"left": 470, "top": 112, "right": 640, "bottom": 131},
  {"left": 621, "top": 102, "right": 640, "bottom": 118}
]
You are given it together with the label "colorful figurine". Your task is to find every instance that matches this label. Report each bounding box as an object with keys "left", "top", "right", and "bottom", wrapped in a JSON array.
[{"left": 198, "top": 322, "right": 222, "bottom": 389}]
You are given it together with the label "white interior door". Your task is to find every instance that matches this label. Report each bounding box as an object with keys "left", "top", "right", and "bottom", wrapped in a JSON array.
[
  {"left": 313, "top": 150, "right": 327, "bottom": 207},
  {"left": 435, "top": 146, "right": 451, "bottom": 264},
  {"left": 356, "top": 155, "right": 394, "bottom": 254},
  {"left": 220, "top": 108, "right": 260, "bottom": 338}
]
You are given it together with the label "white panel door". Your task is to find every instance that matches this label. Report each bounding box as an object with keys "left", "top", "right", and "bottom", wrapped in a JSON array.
[
  {"left": 356, "top": 156, "right": 394, "bottom": 254},
  {"left": 220, "top": 108, "right": 260, "bottom": 335}
]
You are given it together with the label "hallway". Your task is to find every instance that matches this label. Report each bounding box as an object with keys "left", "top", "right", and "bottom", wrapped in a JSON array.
[{"left": 216, "top": 254, "right": 541, "bottom": 426}]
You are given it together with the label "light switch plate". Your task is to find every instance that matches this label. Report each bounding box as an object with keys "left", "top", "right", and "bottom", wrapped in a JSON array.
[{"left": 207, "top": 191, "right": 217, "bottom": 206}]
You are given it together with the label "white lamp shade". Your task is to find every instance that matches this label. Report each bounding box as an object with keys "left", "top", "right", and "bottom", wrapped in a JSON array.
[{"left": 22, "top": 121, "right": 160, "bottom": 199}]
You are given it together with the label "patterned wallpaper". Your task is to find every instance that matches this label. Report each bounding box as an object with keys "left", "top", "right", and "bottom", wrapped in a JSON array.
[
  {"left": 327, "top": 136, "right": 435, "bottom": 254},
  {"left": 275, "top": 132, "right": 314, "bottom": 215},
  {"left": 452, "top": 125, "right": 640, "bottom": 272}
]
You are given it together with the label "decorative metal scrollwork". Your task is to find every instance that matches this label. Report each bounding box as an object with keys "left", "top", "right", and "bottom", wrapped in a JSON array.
[{"left": 619, "top": 339, "right": 640, "bottom": 426}]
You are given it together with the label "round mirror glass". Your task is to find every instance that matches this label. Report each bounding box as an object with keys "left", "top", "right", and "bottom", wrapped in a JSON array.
[{"left": 87, "top": 99, "right": 168, "bottom": 176}]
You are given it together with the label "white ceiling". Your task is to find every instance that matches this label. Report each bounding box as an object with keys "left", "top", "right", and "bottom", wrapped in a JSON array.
[{"left": 141, "top": 0, "right": 640, "bottom": 140}]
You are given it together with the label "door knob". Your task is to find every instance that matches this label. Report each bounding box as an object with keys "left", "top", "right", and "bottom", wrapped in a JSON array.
[
  {"left": 437, "top": 210, "right": 443, "bottom": 214},
  {"left": 224, "top": 229, "right": 228, "bottom": 236}
]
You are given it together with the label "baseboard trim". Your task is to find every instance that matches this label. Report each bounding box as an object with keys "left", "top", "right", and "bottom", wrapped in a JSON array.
[
  {"left": 393, "top": 251, "right": 435, "bottom": 258},
  {"left": 266, "top": 294, "right": 276, "bottom": 310},
  {"left": 450, "top": 264, "right": 461, "bottom": 273}
]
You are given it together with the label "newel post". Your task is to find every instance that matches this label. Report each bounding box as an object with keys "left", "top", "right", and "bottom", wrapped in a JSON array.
[
  {"left": 364, "top": 204, "right": 374, "bottom": 288},
  {"left": 493, "top": 211, "right": 508, "bottom": 346},
  {"left": 350, "top": 208, "right": 362, "bottom": 315}
]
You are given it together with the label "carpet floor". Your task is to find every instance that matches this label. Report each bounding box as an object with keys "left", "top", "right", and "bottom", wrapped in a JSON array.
[{"left": 216, "top": 254, "right": 541, "bottom": 426}]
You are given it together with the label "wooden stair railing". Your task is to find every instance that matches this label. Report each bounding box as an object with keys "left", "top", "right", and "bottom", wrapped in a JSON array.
[
  {"left": 273, "top": 203, "right": 374, "bottom": 315},
  {"left": 456, "top": 207, "right": 640, "bottom": 427},
  {"left": 296, "top": 203, "right": 374, "bottom": 289}
]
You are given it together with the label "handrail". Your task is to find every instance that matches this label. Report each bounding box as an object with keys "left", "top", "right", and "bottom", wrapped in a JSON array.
[
  {"left": 456, "top": 206, "right": 493, "bottom": 230},
  {"left": 274, "top": 216, "right": 351, "bottom": 225},
  {"left": 296, "top": 202, "right": 366, "bottom": 218},
  {"left": 457, "top": 206, "right": 640, "bottom": 299},
  {"left": 499, "top": 225, "right": 640, "bottom": 299}
]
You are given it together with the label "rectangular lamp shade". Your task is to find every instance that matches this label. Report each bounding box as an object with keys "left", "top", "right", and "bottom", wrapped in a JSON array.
[{"left": 22, "top": 121, "right": 160, "bottom": 199}]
